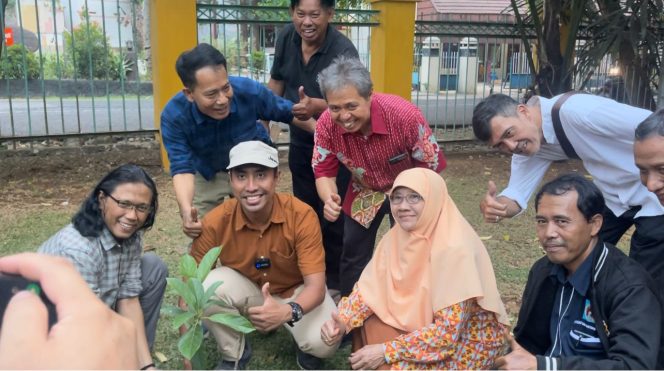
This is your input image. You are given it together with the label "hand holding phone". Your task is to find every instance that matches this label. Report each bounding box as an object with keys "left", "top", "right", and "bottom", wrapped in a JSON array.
[
  {"left": 0, "top": 253, "right": 139, "bottom": 369},
  {"left": 0, "top": 273, "right": 56, "bottom": 329}
]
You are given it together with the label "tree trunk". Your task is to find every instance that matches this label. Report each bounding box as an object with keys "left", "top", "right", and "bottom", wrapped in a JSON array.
[
  {"left": 1, "top": 0, "right": 8, "bottom": 60},
  {"left": 143, "top": 0, "right": 151, "bottom": 74},
  {"left": 617, "top": 39, "right": 657, "bottom": 110},
  {"left": 540, "top": 0, "right": 573, "bottom": 97}
]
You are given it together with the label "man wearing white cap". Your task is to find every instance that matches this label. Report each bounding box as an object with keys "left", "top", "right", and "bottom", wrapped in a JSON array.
[{"left": 190, "top": 141, "right": 338, "bottom": 370}]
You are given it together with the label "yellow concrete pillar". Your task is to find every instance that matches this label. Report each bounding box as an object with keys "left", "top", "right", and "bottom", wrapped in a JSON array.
[
  {"left": 150, "top": 0, "right": 197, "bottom": 172},
  {"left": 368, "top": 0, "right": 417, "bottom": 100}
]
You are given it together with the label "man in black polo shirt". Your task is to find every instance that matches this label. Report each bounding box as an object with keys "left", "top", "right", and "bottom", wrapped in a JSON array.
[
  {"left": 268, "top": 0, "right": 359, "bottom": 298},
  {"left": 495, "top": 174, "right": 663, "bottom": 370}
]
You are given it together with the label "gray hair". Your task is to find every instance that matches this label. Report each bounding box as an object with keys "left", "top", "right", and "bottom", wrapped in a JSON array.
[
  {"left": 635, "top": 108, "right": 664, "bottom": 141},
  {"left": 317, "top": 56, "right": 373, "bottom": 100}
]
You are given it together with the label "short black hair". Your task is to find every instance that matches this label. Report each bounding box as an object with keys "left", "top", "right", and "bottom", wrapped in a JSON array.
[
  {"left": 472, "top": 94, "right": 519, "bottom": 142},
  {"left": 73, "top": 164, "right": 158, "bottom": 238},
  {"left": 635, "top": 108, "right": 664, "bottom": 141},
  {"left": 534, "top": 173, "right": 605, "bottom": 221},
  {"left": 175, "top": 43, "right": 227, "bottom": 89},
  {"left": 290, "top": 0, "right": 335, "bottom": 9}
]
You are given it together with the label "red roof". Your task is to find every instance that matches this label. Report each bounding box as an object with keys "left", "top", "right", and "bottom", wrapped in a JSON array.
[{"left": 426, "top": 0, "right": 513, "bottom": 15}]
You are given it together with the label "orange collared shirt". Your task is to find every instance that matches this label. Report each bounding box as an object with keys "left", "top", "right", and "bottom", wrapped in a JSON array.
[{"left": 191, "top": 193, "right": 325, "bottom": 298}]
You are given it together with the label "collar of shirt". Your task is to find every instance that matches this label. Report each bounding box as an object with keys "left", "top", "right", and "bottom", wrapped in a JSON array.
[
  {"left": 548, "top": 243, "right": 600, "bottom": 297},
  {"left": 342, "top": 97, "right": 388, "bottom": 137},
  {"left": 232, "top": 194, "right": 287, "bottom": 232},
  {"left": 289, "top": 24, "right": 335, "bottom": 55},
  {"left": 98, "top": 227, "right": 139, "bottom": 251},
  {"left": 190, "top": 94, "right": 239, "bottom": 126}
]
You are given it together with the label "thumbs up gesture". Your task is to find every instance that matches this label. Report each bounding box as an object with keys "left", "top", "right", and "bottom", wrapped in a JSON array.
[
  {"left": 247, "top": 282, "right": 292, "bottom": 332},
  {"left": 292, "top": 86, "right": 315, "bottom": 121},
  {"left": 321, "top": 312, "right": 347, "bottom": 346},
  {"left": 480, "top": 180, "right": 508, "bottom": 223},
  {"left": 323, "top": 193, "right": 343, "bottom": 222},
  {"left": 182, "top": 207, "right": 203, "bottom": 238}
]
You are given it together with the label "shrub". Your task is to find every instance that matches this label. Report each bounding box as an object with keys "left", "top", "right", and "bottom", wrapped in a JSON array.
[
  {"left": 0, "top": 44, "right": 40, "bottom": 79},
  {"left": 42, "top": 53, "right": 75, "bottom": 79},
  {"left": 63, "top": 21, "right": 123, "bottom": 80}
]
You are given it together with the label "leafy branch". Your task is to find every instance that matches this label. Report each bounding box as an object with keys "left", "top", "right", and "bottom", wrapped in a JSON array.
[{"left": 161, "top": 247, "right": 255, "bottom": 368}]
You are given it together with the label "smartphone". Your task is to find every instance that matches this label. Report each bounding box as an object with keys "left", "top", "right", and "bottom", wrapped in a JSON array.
[{"left": 0, "top": 273, "right": 57, "bottom": 329}]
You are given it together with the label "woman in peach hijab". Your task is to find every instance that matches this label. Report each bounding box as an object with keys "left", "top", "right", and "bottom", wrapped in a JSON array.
[{"left": 321, "top": 168, "right": 510, "bottom": 369}]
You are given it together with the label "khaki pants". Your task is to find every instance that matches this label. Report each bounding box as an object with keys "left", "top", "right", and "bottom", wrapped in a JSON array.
[
  {"left": 193, "top": 171, "right": 231, "bottom": 218},
  {"left": 202, "top": 266, "right": 340, "bottom": 361}
]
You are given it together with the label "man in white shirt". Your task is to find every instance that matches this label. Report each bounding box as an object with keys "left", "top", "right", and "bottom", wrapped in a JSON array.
[
  {"left": 472, "top": 93, "right": 664, "bottom": 286},
  {"left": 635, "top": 109, "right": 664, "bottom": 206}
]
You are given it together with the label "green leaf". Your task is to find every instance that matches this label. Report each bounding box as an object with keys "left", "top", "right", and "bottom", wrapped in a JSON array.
[
  {"left": 167, "top": 277, "right": 197, "bottom": 310},
  {"left": 160, "top": 304, "right": 185, "bottom": 317},
  {"left": 209, "top": 298, "right": 233, "bottom": 309},
  {"left": 196, "top": 246, "right": 222, "bottom": 282},
  {"left": 172, "top": 311, "right": 196, "bottom": 330},
  {"left": 178, "top": 323, "right": 204, "bottom": 360},
  {"left": 179, "top": 254, "right": 198, "bottom": 279},
  {"left": 206, "top": 313, "right": 256, "bottom": 334},
  {"left": 188, "top": 278, "right": 205, "bottom": 308},
  {"left": 203, "top": 281, "right": 223, "bottom": 302}
]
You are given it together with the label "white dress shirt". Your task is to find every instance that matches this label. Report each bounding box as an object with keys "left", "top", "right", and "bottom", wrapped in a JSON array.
[{"left": 501, "top": 93, "right": 664, "bottom": 218}]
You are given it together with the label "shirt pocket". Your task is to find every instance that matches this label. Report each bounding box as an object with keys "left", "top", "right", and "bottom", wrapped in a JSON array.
[
  {"left": 270, "top": 241, "right": 295, "bottom": 261},
  {"left": 569, "top": 319, "right": 604, "bottom": 355},
  {"left": 386, "top": 151, "right": 414, "bottom": 178}
]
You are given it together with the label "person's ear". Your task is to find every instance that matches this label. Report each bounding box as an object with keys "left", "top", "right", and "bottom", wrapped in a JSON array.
[
  {"left": 183, "top": 87, "right": 194, "bottom": 102},
  {"left": 97, "top": 191, "right": 106, "bottom": 210},
  {"left": 589, "top": 213, "right": 603, "bottom": 237}
]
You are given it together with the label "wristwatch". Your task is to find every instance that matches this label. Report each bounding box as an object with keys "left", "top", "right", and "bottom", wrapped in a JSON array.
[{"left": 287, "top": 302, "right": 303, "bottom": 327}]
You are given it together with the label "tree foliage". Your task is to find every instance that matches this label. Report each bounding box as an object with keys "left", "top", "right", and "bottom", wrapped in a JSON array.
[
  {"left": 0, "top": 44, "right": 40, "bottom": 79},
  {"left": 63, "top": 21, "right": 123, "bottom": 80},
  {"left": 510, "top": 0, "right": 663, "bottom": 109}
]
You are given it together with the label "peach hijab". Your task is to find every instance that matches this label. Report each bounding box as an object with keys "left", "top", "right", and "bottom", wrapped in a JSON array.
[{"left": 357, "top": 168, "right": 510, "bottom": 332}]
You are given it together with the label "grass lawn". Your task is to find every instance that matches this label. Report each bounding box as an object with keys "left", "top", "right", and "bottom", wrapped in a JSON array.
[{"left": 0, "top": 145, "right": 630, "bottom": 369}]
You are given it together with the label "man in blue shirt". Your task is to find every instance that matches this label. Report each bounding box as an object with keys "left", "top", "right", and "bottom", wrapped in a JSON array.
[{"left": 161, "top": 43, "right": 315, "bottom": 239}]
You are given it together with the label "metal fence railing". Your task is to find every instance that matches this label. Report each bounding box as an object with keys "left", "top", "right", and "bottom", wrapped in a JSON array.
[
  {"left": 1, "top": 0, "right": 153, "bottom": 143},
  {"left": 2, "top": 1, "right": 659, "bottom": 146}
]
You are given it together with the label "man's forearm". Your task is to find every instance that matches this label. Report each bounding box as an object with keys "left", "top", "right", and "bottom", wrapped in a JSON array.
[
  {"left": 310, "top": 97, "right": 328, "bottom": 118},
  {"left": 315, "top": 177, "right": 338, "bottom": 203},
  {"left": 291, "top": 118, "right": 316, "bottom": 133},
  {"left": 117, "top": 298, "right": 152, "bottom": 368},
  {"left": 497, "top": 196, "right": 522, "bottom": 217},
  {"left": 293, "top": 272, "right": 326, "bottom": 314},
  {"left": 173, "top": 173, "right": 196, "bottom": 217}
]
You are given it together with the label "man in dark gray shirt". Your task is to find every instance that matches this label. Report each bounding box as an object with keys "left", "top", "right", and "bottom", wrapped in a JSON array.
[{"left": 268, "top": 0, "right": 358, "bottom": 297}]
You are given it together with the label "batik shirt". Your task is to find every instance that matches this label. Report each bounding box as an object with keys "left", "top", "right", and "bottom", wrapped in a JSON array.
[{"left": 313, "top": 93, "right": 446, "bottom": 216}]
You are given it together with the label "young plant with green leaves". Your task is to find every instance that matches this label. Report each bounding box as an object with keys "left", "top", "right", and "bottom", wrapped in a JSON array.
[{"left": 161, "top": 247, "right": 255, "bottom": 369}]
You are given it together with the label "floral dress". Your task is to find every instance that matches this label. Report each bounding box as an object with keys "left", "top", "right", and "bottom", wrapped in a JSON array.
[{"left": 338, "top": 284, "right": 509, "bottom": 370}]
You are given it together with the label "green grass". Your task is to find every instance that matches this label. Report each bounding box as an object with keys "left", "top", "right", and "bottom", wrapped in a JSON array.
[{"left": 0, "top": 149, "right": 632, "bottom": 369}]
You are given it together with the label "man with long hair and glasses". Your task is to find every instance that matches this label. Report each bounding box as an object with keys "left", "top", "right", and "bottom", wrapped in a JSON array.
[{"left": 39, "top": 164, "right": 167, "bottom": 371}]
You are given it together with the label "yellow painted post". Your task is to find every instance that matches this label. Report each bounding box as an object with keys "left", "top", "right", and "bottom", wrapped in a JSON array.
[
  {"left": 368, "top": 0, "right": 418, "bottom": 100},
  {"left": 150, "top": 0, "right": 197, "bottom": 172}
]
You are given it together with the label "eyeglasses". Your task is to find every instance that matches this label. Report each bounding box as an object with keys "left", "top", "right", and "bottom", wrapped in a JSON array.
[
  {"left": 105, "top": 193, "right": 152, "bottom": 213},
  {"left": 389, "top": 193, "right": 423, "bottom": 205}
]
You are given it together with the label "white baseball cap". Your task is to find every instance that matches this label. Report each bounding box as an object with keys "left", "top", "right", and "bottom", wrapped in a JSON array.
[{"left": 227, "top": 141, "right": 279, "bottom": 170}]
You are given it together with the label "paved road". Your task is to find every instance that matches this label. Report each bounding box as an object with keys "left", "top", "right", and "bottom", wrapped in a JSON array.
[
  {"left": 0, "top": 87, "right": 522, "bottom": 138},
  {"left": 0, "top": 97, "right": 155, "bottom": 138}
]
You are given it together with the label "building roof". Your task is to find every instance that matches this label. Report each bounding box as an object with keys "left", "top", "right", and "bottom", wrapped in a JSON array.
[{"left": 429, "top": 0, "right": 514, "bottom": 15}]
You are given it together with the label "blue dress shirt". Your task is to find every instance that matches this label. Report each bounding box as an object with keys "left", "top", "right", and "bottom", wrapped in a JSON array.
[{"left": 160, "top": 76, "right": 294, "bottom": 180}]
